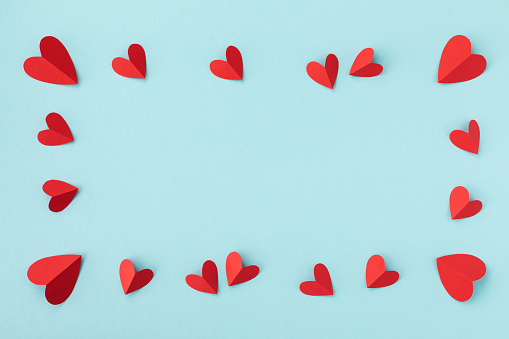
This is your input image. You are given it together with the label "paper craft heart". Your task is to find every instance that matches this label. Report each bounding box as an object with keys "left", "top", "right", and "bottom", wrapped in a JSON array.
[
  {"left": 299, "top": 263, "right": 333, "bottom": 296},
  {"left": 226, "top": 252, "right": 259, "bottom": 286},
  {"left": 119, "top": 259, "right": 154, "bottom": 295},
  {"left": 210, "top": 46, "right": 243, "bottom": 80},
  {"left": 450, "top": 120, "right": 479, "bottom": 154},
  {"left": 37, "top": 113, "right": 74, "bottom": 146},
  {"left": 23, "top": 36, "right": 77, "bottom": 85},
  {"left": 436, "top": 254, "right": 486, "bottom": 302},
  {"left": 306, "top": 54, "right": 338, "bottom": 89},
  {"left": 43, "top": 180, "right": 78, "bottom": 212},
  {"left": 438, "top": 35, "right": 486, "bottom": 84},
  {"left": 27, "top": 255, "right": 82, "bottom": 305},
  {"left": 450, "top": 186, "right": 482, "bottom": 220},
  {"left": 112, "top": 44, "right": 146, "bottom": 78},
  {"left": 366, "top": 255, "right": 399, "bottom": 288},
  {"left": 186, "top": 260, "right": 218, "bottom": 294},
  {"left": 349, "top": 48, "right": 383, "bottom": 77}
]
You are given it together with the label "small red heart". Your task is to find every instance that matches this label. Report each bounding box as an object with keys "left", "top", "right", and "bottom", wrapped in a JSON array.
[
  {"left": 299, "top": 263, "right": 333, "bottom": 296},
  {"left": 436, "top": 254, "right": 486, "bottom": 302},
  {"left": 119, "top": 259, "right": 154, "bottom": 295},
  {"left": 225, "top": 252, "right": 259, "bottom": 286},
  {"left": 306, "top": 54, "right": 338, "bottom": 89},
  {"left": 450, "top": 120, "right": 479, "bottom": 154},
  {"left": 366, "top": 255, "right": 399, "bottom": 288},
  {"left": 42, "top": 180, "right": 78, "bottom": 212},
  {"left": 210, "top": 46, "right": 243, "bottom": 80},
  {"left": 450, "top": 186, "right": 482, "bottom": 220},
  {"left": 186, "top": 260, "right": 218, "bottom": 294},
  {"left": 23, "top": 36, "right": 77, "bottom": 85},
  {"left": 37, "top": 113, "right": 74, "bottom": 146},
  {"left": 112, "top": 44, "right": 146, "bottom": 78},
  {"left": 349, "top": 48, "right": 383, "bottom": 77},
  {"left": 438, "top": 35, "right": 486, "bottom": 83},
  {"left": 27, "top": 255, "right": 82, "bottom": 305}
]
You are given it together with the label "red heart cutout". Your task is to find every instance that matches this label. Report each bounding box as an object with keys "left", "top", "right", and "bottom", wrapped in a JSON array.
[
  {"left": 119, "top": 259, "right": 154, "bottom": 295},
  {"left": 366, "top": 255, "right": 399, "bottom": 288},
  {"left": 349, "top": 48, "right": 383, "bottom": 77},
  {"left": 37, "top": 113, "right": 74, "bottom": 146},
  {"left": 27, "top": 255, "right": 81, "bottom": 305},
  {"left": 450, "top": 186, "right": 482, "bottom": 220},
  {"left": 210, "top": 46, "right": 243, "bottom": 80},
  {"left": 23, "top": 36, "right": 77, "bottom": 85},
  {"left": 112, "top": 44, "right": 146, "bottom": 78},
  {"left": 299, "top": 263, "right": 333, "bottom": 296},
  {"left": 450, "top": 120, "right": 479, "bottom": 154},
  {"left": 225, "top": 252, "right": 259, "bottom": 286},
  {"left": 186, "top": 260, "right": 218, "bottom": 294},
  {"left": 306, "top": 54, "right": 338, "bottom": 89},
  {"left": 42, "top": 180, "right": 78, "bottom": 212},
  {"left": 438, "top": 35, "right": 486, "bottom": 83},
  {"left": 436, "top": 254, "right": 486, "bottom": 302}
]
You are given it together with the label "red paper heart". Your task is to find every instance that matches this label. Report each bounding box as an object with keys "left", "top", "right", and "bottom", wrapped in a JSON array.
[
  {"left": 186, "top": 260, "right": 218, "bottom": 294},
  {"left": 112, "top": 44, "right": 146, "bottom": 78},
  {"left": 366, "top": 255, "right": 399, "bottom": 288},
  {"left": 225, "top": 252, "right": 259, "bottom": 286},
  {"left": 349, "top": 48, "right": 383, "bottom": 77},
  {"left": 450, "top": 186, "right": 482, "bottom": 220},
  {"left": 27, "top": 255, "right": 82, "bottom": 305},
  {"left": 299, "top": 263, "right": 333, "bottom": 296},
  {"left": 23, "top": 36, "right": 77, "bottom": 85},
  {"left": 450, "top": 120, "right": 479, "bottom": 154},
  {"left": 42, "top": 180, "right": 78, "bottom": 212},
  {"left": 210, "top": 46, "right": 243, "bottom": 80},
  {"left": 119, "top": 259, "right": 154, "bottom": 295},
  {"left": 436, "top": 254, "right": 486, "bottom": 302},
  {"left": 37, "top": 113, "right": 74, "bottom": 146},
  {"left": 438, "top": 35, "right": 486, "bottom": 83},
  {"left": 306, "top": 54, "right": 338, "bottom": 89}
]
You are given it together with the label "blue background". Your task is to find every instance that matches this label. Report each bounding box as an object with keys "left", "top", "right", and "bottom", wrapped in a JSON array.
[{"left": 0, "top": 0, "right": 507, "bottom": 337}]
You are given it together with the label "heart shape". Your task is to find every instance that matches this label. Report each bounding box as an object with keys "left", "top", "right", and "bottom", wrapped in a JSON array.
[
  {"left": 366, "top": 255, "right": 399, "bottom": 288},
  {"left": 210, "top": 46, "right": 243, "bottom": 80},
  {"left": 299, "top": 263, "right": 333, "bottom": 296},
  {"left": 112, "top": 44, "right": 146, "bottom": 78},
  {"left": 349, "top": 48, "right": 383, "bottom": 77},
  {"left": 450, "top": 186, "right": 482, "bottom": 220},
  {"left": 37, "top": 113, "right": 74, "bottom": 146},
  {"left": 438, "top": 35, "right": 486, "bottom": 83},
  {"left": 225, "top": 252, "right": 259, "bottom": 286},
  {"left": 42, "top": 180, "right": 78, "bottom": 212},
  {"left": 23, "top": 36, "right": 77, "bottom": 85},
  {"left": 27, "top": 255, "right": 82, "bottom": 305},
  {"left": 436, "top": 254, "right": 486, "bottom": 302},
  {"left": 119, "top": 259, "right": 154, "bottom": 295},
  {"left": 186, "top": 260, "right": 218, "bottom": 294},
  {"left": 306, "top": 54, "right": 338, "bottom": 89},
  {"left": 450, "top": 120, "right": 479, "bottom": 154}
]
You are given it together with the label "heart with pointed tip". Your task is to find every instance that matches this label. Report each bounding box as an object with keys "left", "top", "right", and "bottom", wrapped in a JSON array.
[
  {"left": 438, "top": 35, "right": 486, "bottom": 83},
  {"left": 450, "top": 186, "right": 482, "bottom": 220},
  {"left": 210, "top": 46, "right": 243, "bottom": 80},
  {"left": 349, "top": 48, "right": 383, "bottom": 77},
  {"left": 299, "top": 263, "right": 333, "bottom": 296},
  {"left": 225, "top": 252, "right": 259, "bottom": 286},
  {"left": 186, "top": 260, "right": 218, "bottom": 294},
  {"left": 38, "top": 113, "right": 73, "bottom": 146},
  {"left": 42, "top": 180, "right": 78, "bottom": 212},
  {"left": 112, "top": 44, "right": 146, "bottom": 78},
  {"left": 306, "top": 54, "right": 338, "bottom": 89},
  {"left": 366, "top": 255, "right": 399, "bottom": 288},
  {"left": 119, "top": 259, "right": 153, "bottom": 295},
  {"left": 450, "top": 120, "right": 480, "bottom": 154}
]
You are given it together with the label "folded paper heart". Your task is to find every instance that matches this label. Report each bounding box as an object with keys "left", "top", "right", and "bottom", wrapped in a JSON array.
[
  {"left": 349, "top": 48, "right": 383, "bottom": 77},
  {"left": 449, "top": 120, "right": 479, "bottom": 154},
  {"left": 366, "top": 255, "right": 399, "bottom": 288},
  {"left": 210, "top": 46, "right": 243, "bottom": 80},
  {"left": 438, "top": 35, "right": 486, "bottom": 83},
  {"left": 37, "top": 113, "right": 73, "bottom": 146},
  {"left": 42, "top": 180, "right": 78, "bottom": 212},
  {"left": 306, "top": 54, "right": 338, "bottom": 89},
  {"left": 119, "top": 259, "right": 153, "bottom": 295},
  {"left": 186, "top": 260, "right": 218, "bottom": 294},
  {"left": 225, "top": 252, "right": 259, "bottom": 286},
  {"left": 299, "top": 263, "right": 333, "bottom": 296},
  {"left": 112, "top": 44, "right": 146, "bottom": 78},
  {"left": 450, "top": 186, "right": 482, "bottom": 220}
]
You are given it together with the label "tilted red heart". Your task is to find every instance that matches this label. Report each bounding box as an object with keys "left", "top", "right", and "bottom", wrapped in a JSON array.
[
  {"left": 119, "top": 259, "right": 153, "bottom": 295},
  {"left": 112, "top": 44, "right": 146, "bottom": 78},
  {"left": 450, "top": 120, "right": 479, "bottom": 154},
  {"left": 225, "top": 252, "right": 259, "bottom": 286},
  {"left": 210, "top": 46, "right": 243, "bottom": 80},
  {"left": 306, "top": 54, "right": 338, "bottom": 89},
  {"left": 438, "top": 35, "right": 486, "bottom": 83},
  {"left": 23, "top": 36, "right": 77, "bottom": 85},
  {"left": 450, "top": 186, "right": 482, "bottom": 220},
  {"left": 349, "top": 48, "right": 383, "bottom": 77},
  {"left": 186, "top": 260, "right": 218, "bottom": 294},
  {"left": 37, "top": 113, "right": 73, "bottom": 146},
  {"left": 299, "top": 263, "right": 333, "bottom": 296},
  {"left": 366, "top": 255, "right": 399, "bottom": 288},
  {"left": 42, "top": 180, "right": 78, "bottom": 212}
]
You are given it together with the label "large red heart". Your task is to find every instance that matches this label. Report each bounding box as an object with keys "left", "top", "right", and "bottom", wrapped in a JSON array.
[
  {"left": 449, "top": 120, "right": 479, "bottom": 154},
  {"left": 37, "top": 113, "right": 74, "bottom": 146},
  {"left": 186, "top": 260, "right": 218, "bottom": 294},
  {"left": 23, "top": 36, "right": 77, "bottom": 85},
  {"left": 306, "top": 54, "right": 338, "bottom": 89},
  {"left": 436, "top": 254, "right": 486, "bottom": 302},
  {"left": 112, "top": 44, "right": 146, "bottom": 78},
  {"left": 299, "top": 263, "right": 333, "bottom": 296},
  {"left": 27, "top": 255, "right": 82, "bottom": 305},
  {"left": 450, "top": 186, "right": 482, "bottom": 220},
  {"left": 42, "top": 180, "right": 78, "bottom": 212},
  {"left": 210, "top": 46, "right": 243, "bottom": 80},
  {"left": 119, "top": 259, "right": 154, "bottom": 295},
  {"left": 225, "top": 252, "right": 259, "bottom": 286},
  {"left": 438, "top": 35, "right": 486, "bottom": 83},
  {"left": 349, "top": 48, "right": 383, "bottom": 77},
  {"left": 366, "top": 255, "right": 399, "bottom": 288}
]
